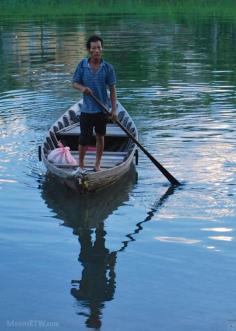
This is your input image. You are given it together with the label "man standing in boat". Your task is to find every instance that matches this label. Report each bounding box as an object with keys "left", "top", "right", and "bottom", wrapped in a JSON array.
[{"left": 72, "top": 35, "right": 117, "bottom": 173}]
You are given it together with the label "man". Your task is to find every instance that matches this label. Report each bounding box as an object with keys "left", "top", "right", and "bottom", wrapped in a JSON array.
[{"left": 72, "top": 35, "right": 117, "bottom": 173}]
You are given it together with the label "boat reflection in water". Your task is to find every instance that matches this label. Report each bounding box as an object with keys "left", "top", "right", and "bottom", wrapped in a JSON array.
[
  {"left": 41, "top": 165, "right": 176, "bottom": 329},
  {"left": 41, "top": 164, "right": 137, "bottom": 230},
  {"left": 41, "top": 165, "right": 137, "bottom": 328}
]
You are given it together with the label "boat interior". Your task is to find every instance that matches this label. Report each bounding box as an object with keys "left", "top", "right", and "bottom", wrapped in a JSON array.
[{"left": 43, "top": 107, "right": 137, "bottom": 171}]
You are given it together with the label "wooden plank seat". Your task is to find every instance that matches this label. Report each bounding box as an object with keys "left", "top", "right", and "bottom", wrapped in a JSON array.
[
  {"left": 71, "top": 150, "right": 127, "bottom": 157},
  {"left": 50, "top": 150, "right": 127, "bottom": 169},
  {"left": 56, "top": 123, "right": 128, "bottom": 137}
]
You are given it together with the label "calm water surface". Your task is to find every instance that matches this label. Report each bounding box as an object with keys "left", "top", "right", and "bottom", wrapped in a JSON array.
[{"left": 1, "top": 15, "right": 236, "bottom": 331}]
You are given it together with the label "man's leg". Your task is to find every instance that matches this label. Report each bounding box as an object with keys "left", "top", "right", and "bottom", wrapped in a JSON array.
[
  {"left": 78, "top": 113, "right": 93, "bottom": 169},
  {"left": 94, "top": 113, "right": 106, "bottom": 171},
  {"left": 79, "top": 144, "right": 87, "bottom": 169},
  {"left": 94, "top": 134, "right": 104, "bottom": 171}
]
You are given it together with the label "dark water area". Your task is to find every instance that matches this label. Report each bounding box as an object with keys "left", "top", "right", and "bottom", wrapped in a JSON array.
[{"left": 1, "top": 15, "right": 236, "bottom": 331}]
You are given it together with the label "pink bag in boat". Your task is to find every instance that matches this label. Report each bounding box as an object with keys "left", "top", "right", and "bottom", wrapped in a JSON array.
[{"left": 47, "top": 141, "right": 77, "bottom": 165}]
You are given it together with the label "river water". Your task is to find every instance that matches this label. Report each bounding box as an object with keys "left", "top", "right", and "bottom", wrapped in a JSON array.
[{"left": 1, "top": 14, "right": 236, "bottom": 331}]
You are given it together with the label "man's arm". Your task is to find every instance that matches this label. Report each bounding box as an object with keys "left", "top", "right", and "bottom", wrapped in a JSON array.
[
  {"left": 72, "top": 82, "right": 92, "bottom": 95},
  {"left": 110, "top": 84, "right": 117, "bottom": 120}
]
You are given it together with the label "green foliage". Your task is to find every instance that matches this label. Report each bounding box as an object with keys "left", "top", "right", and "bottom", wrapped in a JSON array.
[{"left": 0, "top": 0, "right": 236, "bottom": 19}]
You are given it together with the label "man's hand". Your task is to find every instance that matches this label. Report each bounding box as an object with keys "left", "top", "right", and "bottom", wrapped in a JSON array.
[
  {"left": 82, "top": 87, "right": 93, "bottom": 95},
  {"left": 110, "top": 111, "right": 118, "bottom": 122}
]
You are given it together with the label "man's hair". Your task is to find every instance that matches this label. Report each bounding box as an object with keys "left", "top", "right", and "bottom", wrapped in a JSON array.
[{"left": 86, "top": 35, "right": 103, "bottom": 50}]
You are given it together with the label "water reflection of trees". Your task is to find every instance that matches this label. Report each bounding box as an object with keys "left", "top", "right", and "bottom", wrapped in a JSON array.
[
  {"left": 1, "top": 18, "right": 236, "bottom": 91},
  {"left": 41, "top": 168, "right": 176, "bottom": 329}
]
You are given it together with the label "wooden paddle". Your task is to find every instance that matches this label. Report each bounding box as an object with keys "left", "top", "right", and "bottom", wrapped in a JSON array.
[{"left": 90, "top": 94, "right": 180, "bottom": 186}]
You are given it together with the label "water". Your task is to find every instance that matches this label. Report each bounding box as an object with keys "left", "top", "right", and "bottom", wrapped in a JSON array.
[{"left": 1, "top": 15, "right": 236, "bottom": 331}]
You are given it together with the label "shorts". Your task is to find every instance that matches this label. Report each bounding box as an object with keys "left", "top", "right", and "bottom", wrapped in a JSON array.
[{"left": 79, "top": 112, "right": 107, "bottom": 146}]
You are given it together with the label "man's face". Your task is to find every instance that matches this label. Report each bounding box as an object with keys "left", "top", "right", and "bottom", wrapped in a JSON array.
[{"left": 88, "top": 40, "right": 103, "bottom": 60}]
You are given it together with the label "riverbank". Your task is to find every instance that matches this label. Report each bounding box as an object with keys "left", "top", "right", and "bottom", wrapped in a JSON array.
[{"left": 0, "top": 0, "right": 236, "bottom": 19}]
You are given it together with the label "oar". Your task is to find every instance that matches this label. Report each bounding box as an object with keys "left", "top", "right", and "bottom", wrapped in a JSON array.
[{"left": 90, "top": 94, "right": 180, "bottom": 186}]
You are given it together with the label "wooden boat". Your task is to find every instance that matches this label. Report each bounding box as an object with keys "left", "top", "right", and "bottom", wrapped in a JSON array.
[
  {"left": 41, "top": 165, "right": 137, "bottom": 229},
  {"left": 40, "top": 99, "right": 138, "bottom": 192}
]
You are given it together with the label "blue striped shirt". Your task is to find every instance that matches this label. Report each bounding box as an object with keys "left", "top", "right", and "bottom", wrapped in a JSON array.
[{"left": 72, "top": 58, "right": 116, "bottom": 114}]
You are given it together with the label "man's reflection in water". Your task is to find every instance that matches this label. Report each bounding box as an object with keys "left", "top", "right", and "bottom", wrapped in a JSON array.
[{"left": 71, "top": 223, "right": 116, "bottom": 329}]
